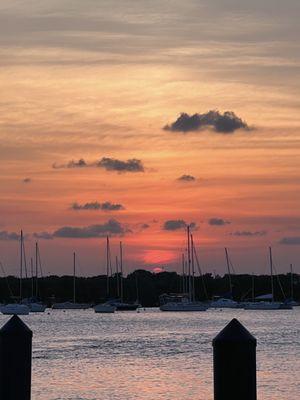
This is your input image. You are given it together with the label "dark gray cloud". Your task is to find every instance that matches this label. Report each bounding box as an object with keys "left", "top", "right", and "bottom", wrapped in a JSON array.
[
  {"left": 101, "top": 201, "right": 125, "bottom": 211},
  {"left": 177, "top": 174, "right": 196, "bottom": 182},
  {"left": 72, "top": 202, "right": 101, "bottom": 210},
  {"left": 97, "top": 157, "right": 144, "bottom": 173},
  {"left": 53, "top": 158, "right": 87, "bottom": 169},
  {"left": 0, "top": 231, "right": 20, "bottom": 241},
  {"left": 23, "top": 178, "right": 31, "bottom": 183},
  {"left": 71, "top": 201, "right": 124, "bottom": 211},
  {"left": 231, "top": 230, "right": 267, "bottom": 237},
  {"left": 164, "top": 111, "right": 250, "bottom": 133},
  {"left": 279, "top": 236, "right": 300, "bottom": 245},
  {"left": 209, "top": 218, "right": 231, "bottom": 226},
  {"left": 33, "top": 231, "right": 53, "bottom": 240},
  {"left": 53, "top": 219, "right": 127, "bottom": 238},
  {"left": 52, "top": 157, "right": 144, "bottom": 173},
  {"left": 163, "top": 220, "right": 197, "bottom": 231}
]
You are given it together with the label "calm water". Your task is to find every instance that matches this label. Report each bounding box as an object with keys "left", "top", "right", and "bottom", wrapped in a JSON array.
[{"left": 1, "top": 308, "right": 299, "bottom": 399}]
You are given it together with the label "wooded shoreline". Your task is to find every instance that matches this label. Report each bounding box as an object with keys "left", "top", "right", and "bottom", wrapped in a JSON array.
[{"left": 0, "top": 270, "right": 299, "bottom": 306}]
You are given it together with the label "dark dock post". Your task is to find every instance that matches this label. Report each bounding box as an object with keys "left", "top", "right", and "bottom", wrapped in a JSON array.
[
  {"left": 0, "top": 315, "right": 32, "bottom": 400},
  {"left": 213, "top": 318, "right": 257, "bottom": 400}
]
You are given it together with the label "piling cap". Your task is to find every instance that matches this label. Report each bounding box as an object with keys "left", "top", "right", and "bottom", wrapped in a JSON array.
[
  {"left": 213, "top": 318, "right": 256, "bottom": 346},
  {"left": 0, "top": 315, "right": 32, "bottom": 336}
]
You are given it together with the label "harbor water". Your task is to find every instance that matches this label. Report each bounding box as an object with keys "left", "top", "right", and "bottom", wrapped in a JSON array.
[{"left": 1, "top": 308, "right": 299, "bottom": 400}]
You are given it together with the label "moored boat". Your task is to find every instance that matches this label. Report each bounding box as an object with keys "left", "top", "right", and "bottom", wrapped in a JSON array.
[
  {"left": 159, "top": 226, "right": 209, "bottom": 312},
  {"left": 1, "top": 303, "right": 30, "bottom": 315},
  {"left": 29, "top": 302, "right": 47, "bottom": 312},
  {"left": 209, "top": 297, "right": 238, "bottom": 309},
  {"left": 27, "top": 242, "right": 47, "bottom": 313},
  {"left": 52, "top": 252, "right": 90, "bottom": 310},
  {"left": 52, "top": 301, "right": 90, "bottom": 310},
  {"left": 94, "top": 303, "right": 116, "bottom": 313},
  {"left": 159, "top": 294, "right": 207, "bottom": 311},
  {"left": 107, "top": 299, "right": 139, "bottom": 311},
  {"left": 22, "top": 298, "right": 47, "bottom": 312},
  {"left": 243, "top": 248, "right": 293, "bottom": 310},
  {"left": 1, "top": 230, "right": 30, "bottom": 316},
  {"left": 244, "top": 301, "right": 282, "bottom": 310}
]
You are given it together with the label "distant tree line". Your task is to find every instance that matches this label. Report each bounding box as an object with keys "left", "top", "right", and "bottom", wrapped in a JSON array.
[{"left": 0, "top": 270, "right": 299, "bottom": 306}]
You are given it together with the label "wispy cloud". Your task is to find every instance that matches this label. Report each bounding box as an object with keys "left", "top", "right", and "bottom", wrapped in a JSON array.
[
  {"left": 279, "top": 236, "right": 300, "bottom": 245},
  {"left": 33, "top": 231, "right": 53, "bottom": 240},
  {"left": 0, "top": 231, "right": 21, "bottom": 241},
  {"left": 209, "top": 218, "right": 231, "bottom": 226},
  {"left": 97, "top": 157, "right": 144, "bottom": 173},
  {"left": 177, "top": 174, "right": 196, "bottom": 182},
  {"left": 141, "top": 223, "right": 150, "bottom": 229},
  {"left": 163, "top": 220, "right": 197, "bottom": 231},
  {"left": 53, "top": 159, "right": 87, "bottom": 169},
  {"left": 164, "top": 111, "right": 251, "bottom": 133},
  {"left": 231, "top": 231, "right": 267, "bottom": 237},
  {"left": 71, "top": 201, "right": 124, "bottom": 211},
  {"left": 53, "top": 219, "right": 128, "bottom": 238},
  {"left": 52, "top": 157, "right": 144, "bottom": 173}
]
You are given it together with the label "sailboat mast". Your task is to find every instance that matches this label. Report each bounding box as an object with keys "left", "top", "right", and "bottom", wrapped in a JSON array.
[
  {"left": 251, "top": 273, "right": 255, "bottom": 302},
  {"left": 35, "top": 242, "right": 38, "bottom": 298},
  {"left": 269, "top": 247, "right": 274, "bottom": 303},
  {"left": 193, "top": 245, "right": 209, "bottom": 300},
  {"left": 20, "top": 230, "right": 23, "bottom": 300},
  {"left": 116, "top": 256, "right": 120, "bottom": 297},
  {"left": 182, "top": 253, "right": 185, "bottom": 294},
  {"left": 290, "top": 263, "right": 294, "bottom": 300},
  {"left": 187, "top": 225, "right": 192, "bottom": 301},
  {"left": 135, "top": 273, "right": 139, "bottom": 303},
  {"left": 191, "top": 234, "right": 195, "bottom": 301},
  {"left": 120, "top": 241, "right": 123, "bottom": 302},
  {"left": 31, "top": 257, "right": 34, "bottom": 297},
  {"left": 73, "top": 252, "right": 76, "bottom": 304},
  {"left": 225, "top": 247, "right": 232, "bottom": 295},
  {"left": 106, "top": 236, "right": 110, "bottom": 297}
]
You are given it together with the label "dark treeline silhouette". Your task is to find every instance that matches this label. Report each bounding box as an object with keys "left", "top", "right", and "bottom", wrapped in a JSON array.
[{"left": 0, "top": 270, "right": 299, "bottom": 306}]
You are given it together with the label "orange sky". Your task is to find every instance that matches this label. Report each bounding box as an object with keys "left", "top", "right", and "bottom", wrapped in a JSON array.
[{"left": 1, "top": 1, "right": 300, "bottom": 276}]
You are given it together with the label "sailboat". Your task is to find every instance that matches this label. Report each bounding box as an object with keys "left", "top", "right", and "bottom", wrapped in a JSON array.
[
  {"left": 22, "top": 242, "right": 47, "bottom": 312},
  {"left": 94, "top": 237, "right": 116, "bottom": 313},
  {"left": 106, "top": 241, "right": 139, "bottom": 311},
  {"left": 1, "top": 230, "right": 30, "bottom": 315},
  {"left": 52, "top": 252, "right": 90, "bottom": 309},
  {"left": 159, "top": 226, "right": 207, "bottom": 311},
  {"left": 209, "top": 248, "right": 238, "bottom": 309},
  {"left": 244, "top": 248, "right": 293, "bottom": 310},
  {"left": 285, "top": 264, "right": 299, "bottom": 307}
]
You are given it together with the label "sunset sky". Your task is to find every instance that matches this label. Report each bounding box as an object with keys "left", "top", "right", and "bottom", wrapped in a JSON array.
[{"left": 1, "top": 0, "right": 300, "bottom": 276}]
